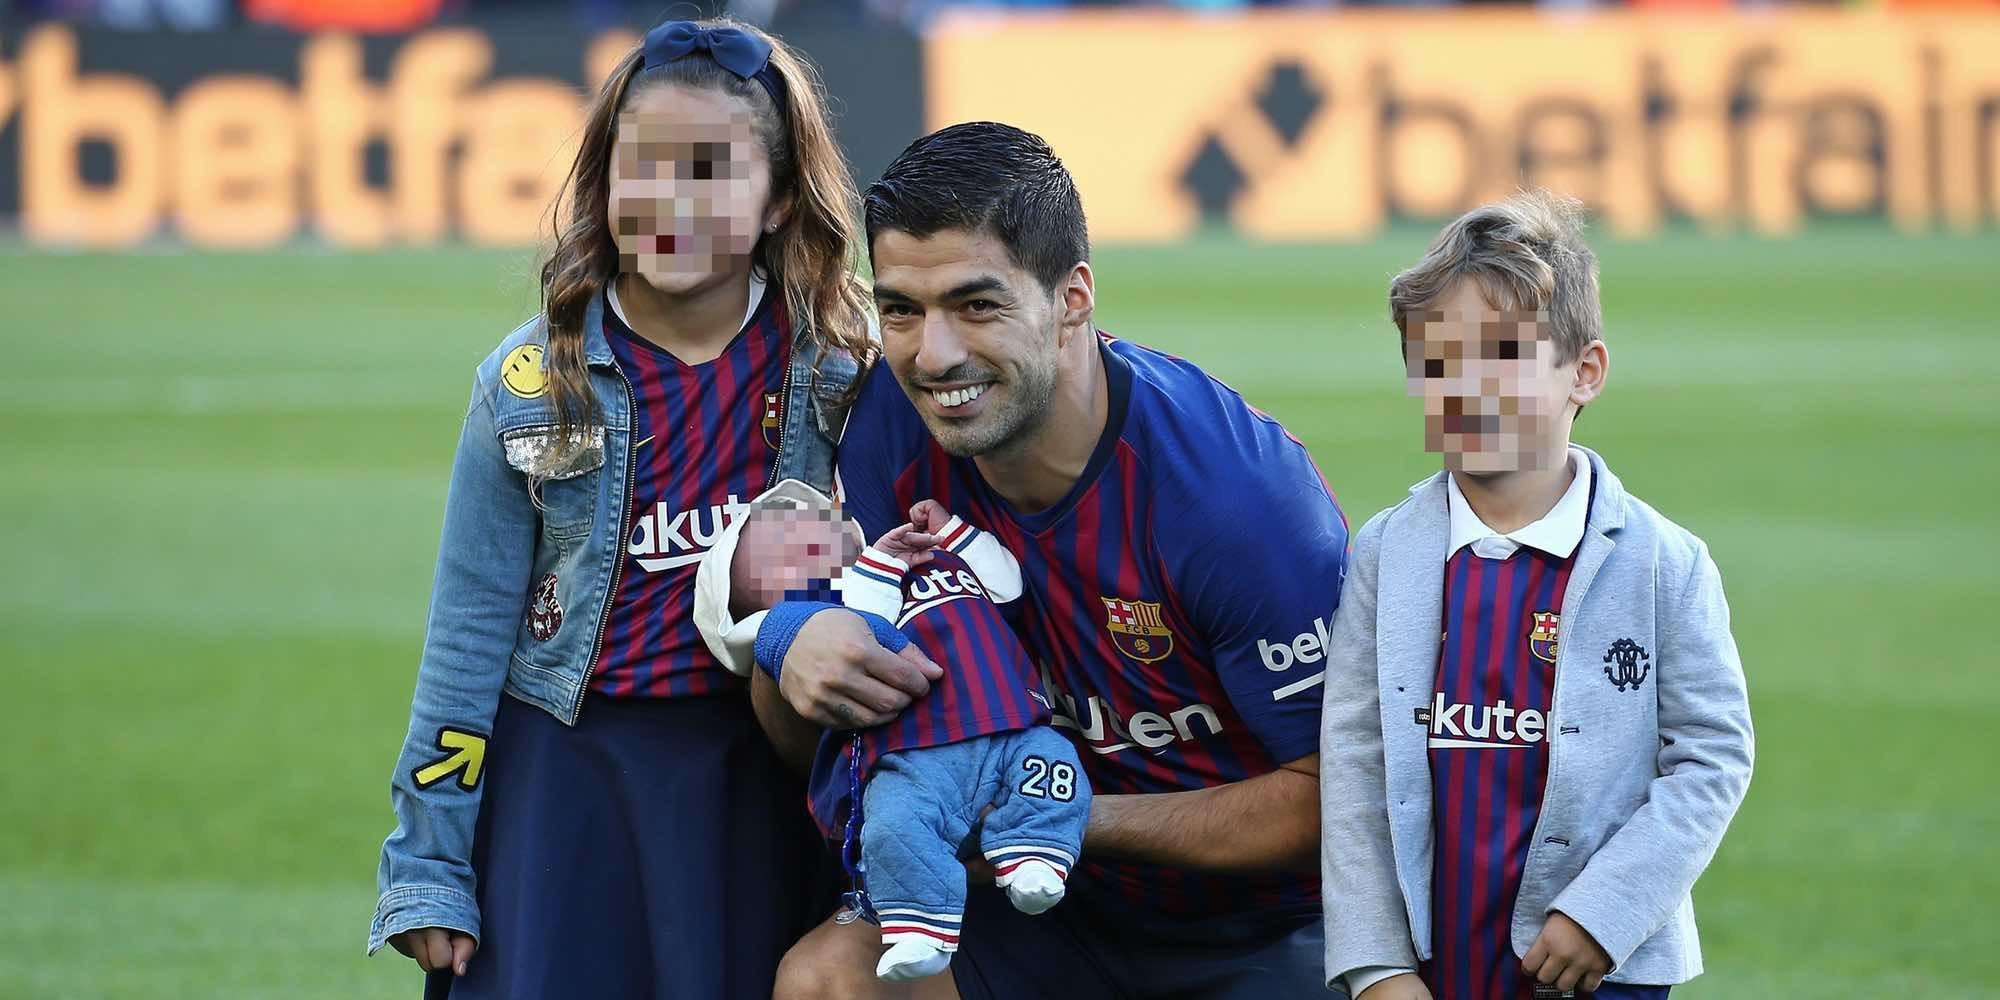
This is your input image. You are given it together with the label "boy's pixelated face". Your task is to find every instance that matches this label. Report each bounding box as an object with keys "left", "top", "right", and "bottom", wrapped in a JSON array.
[
  {"left": 1403, "top": 277, "right": 1579, "bottom": 475},
  {"left": 608, "top": 84, "right": 775, "bottom": 294},
  {"left": 732, "top": 506, "right": 861, "bottom": 608}
]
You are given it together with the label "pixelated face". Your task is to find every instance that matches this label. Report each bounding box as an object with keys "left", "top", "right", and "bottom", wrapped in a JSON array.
[
  {"left": 732, "top": 506, "right": 860, "bottom": 607},
  {"left": 608, "top": 84, "right": 775, "bottom": 294},
  {"left": 872, "top": 227, "right": 1062, "bottom": 458},
  {"left": 1404, "top": 277, "right": 1578, "bottom": 475}
]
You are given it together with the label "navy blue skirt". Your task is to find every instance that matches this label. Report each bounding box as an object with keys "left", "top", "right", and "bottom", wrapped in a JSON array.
[{"left": 428, "top": 691, "right": 837, "bottom": 1000}]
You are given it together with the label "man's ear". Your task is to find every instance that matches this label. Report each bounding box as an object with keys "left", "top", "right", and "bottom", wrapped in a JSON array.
[{"left": 1057, "top": 262, "right": 1096, "bottom": 345}]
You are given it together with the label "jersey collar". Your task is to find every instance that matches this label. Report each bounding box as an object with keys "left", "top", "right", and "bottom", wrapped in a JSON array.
[
  {"left": 1445, "top": 445, "right": 1591, "bottom": 561},
  {"left": 605, "top": 269, "right": 768, "bottom": 337},
  {"left": 995, "top": 334, "right": 1133, "bottom": 535}
]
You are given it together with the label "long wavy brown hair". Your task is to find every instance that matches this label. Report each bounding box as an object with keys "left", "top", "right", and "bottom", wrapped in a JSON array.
[{"left": 537, "top": 20, "right": 874, "bottom": 455}]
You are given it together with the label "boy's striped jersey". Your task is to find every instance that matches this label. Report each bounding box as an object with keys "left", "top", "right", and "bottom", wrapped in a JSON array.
[{"left": 1424, "top": 543, "right": 1577, "bottom": 999}]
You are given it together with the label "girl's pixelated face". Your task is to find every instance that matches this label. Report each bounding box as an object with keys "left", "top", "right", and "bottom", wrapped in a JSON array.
[{"left": 608, "top": 83, "right": 776, "bottom": 294}]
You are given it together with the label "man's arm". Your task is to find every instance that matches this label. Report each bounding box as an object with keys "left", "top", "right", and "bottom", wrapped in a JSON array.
[
  {"left": 749, "top": 669, "right": 821, "bottom": 775},
  {"left": 1084, "top": 752, "right": 1319, "bottom": 872},
  {"left": 1109, "top": 426, "right": 1349, "bottom": 875}
]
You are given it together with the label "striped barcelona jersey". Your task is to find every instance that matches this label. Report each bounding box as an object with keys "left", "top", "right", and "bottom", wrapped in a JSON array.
[
  {"left": 1422, "top": 542, "right": 1579, "bottom": 1000},
  {"left": 807, "top": 549, "right": 1050, "bottom": 843},
  {"left": 590, "top": 284, "right": 790, "bottom": 698},
  {"left": 834, "top": 334, "right": 1348, "bottom": 923}
]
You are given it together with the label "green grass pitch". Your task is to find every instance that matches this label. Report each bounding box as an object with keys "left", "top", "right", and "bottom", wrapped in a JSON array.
[{"left": 2, "top": 227, "right": 1995, "bottom": 998}]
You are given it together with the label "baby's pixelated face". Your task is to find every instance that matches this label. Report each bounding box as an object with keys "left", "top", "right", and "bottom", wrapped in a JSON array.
[
  {"left": 608, "top": 84, "right": 774, "bottom": 294},
  {"left": 1403, "top": 277, "right": 1578, "bottom": 476},
  {"left": 732, "top": 505, "right": 861, "bottom": 607}
]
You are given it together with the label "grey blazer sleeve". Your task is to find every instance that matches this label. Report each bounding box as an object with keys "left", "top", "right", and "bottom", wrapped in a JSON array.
[
  {"left": 1550, "top": 540, "right": 1755, "bottom": 966},
  {"left": 1321, "top": 515, "right": 1420, "bottom": 986}
]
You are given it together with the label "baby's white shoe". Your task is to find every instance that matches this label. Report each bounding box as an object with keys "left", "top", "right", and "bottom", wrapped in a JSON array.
[
  {"left": 876, "top": 938, "right": 953, "bottom": 981},
  {"left": 995, "top": 858, "right": 1067, "bottom": 915}
]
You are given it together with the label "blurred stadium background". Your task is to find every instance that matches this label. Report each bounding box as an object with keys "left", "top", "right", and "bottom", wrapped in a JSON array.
[{"left": 2, "top": 0, "right": 1997, "bottom": 996}]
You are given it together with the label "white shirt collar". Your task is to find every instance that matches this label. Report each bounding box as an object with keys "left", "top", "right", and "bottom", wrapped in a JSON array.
[
  {"left": 1446, "top": 446, "right": 1592, "bottom": 561},
  {"left": 606, "top": 269, "right": 767, "bottom": 335}
]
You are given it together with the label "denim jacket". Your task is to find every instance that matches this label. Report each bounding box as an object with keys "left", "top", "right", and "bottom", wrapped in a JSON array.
[{"left": 368, "top": 291, "right": 860, "bottom": 954}]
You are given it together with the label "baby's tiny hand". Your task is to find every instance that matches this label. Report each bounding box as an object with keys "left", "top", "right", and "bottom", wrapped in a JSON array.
[
  {"left": 873, "top": 522, "right": 939, "bottom": 565},
  {"left": 906, "top": 499, "right": 952, "bottom": 535}
]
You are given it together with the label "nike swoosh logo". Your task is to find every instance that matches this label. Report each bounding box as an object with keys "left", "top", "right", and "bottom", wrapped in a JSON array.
[
  {"left": 634, "top": 552, "right": 705, "bottom": 572},
  {"left": 1427, "top": 738, "right": 1535, "bottom": 750}
]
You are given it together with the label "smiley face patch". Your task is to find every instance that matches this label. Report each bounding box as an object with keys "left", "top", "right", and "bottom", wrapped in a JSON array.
[{"left": 501, "top": 345, "right": 548, "bottom": 399}]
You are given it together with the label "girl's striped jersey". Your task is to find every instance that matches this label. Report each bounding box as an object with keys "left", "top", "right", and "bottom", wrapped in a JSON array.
[
  {"left": 591, "top": 285, "right": 790, "bottom": 698},
  {"left": 834, "top": 334, "right": 1349, "bottom": 922}
]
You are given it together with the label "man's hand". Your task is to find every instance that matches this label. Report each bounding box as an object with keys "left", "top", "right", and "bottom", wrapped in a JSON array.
[
  {"left": 387, "top": 927, "right": 475, "bottom": 976},
  {"left": 1521, "top": 910, "right": 1612, "bottom": 993},
  {"left": 1356, "top": 973, "right": 1434, "bottom": 1000},
  {"left": 778, "top": 609, "right": 941, "bottom": 728}
]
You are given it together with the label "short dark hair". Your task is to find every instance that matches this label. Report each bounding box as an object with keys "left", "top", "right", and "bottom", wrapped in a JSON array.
[{"left": 863, "top": 122, "right": 1090, "bottom": 294}]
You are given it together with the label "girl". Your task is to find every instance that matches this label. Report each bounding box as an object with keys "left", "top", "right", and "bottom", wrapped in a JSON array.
[{"left": 367, "top": 19, "right": 874, "bottom": 998}]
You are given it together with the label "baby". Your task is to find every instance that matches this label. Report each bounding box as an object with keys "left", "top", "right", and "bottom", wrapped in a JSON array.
[{"left": 734, "top": 497, "right": 1092, "bottom": 982}]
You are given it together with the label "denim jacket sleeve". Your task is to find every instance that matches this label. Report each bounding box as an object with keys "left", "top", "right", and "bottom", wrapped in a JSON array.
[{"left": 368, "top": 374, "right": 539, "bottom": 954}]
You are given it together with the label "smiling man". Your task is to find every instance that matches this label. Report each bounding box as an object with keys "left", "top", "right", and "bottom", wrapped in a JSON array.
[{"left": 707, "top": 122, "right": 1352, "bottom": 999}]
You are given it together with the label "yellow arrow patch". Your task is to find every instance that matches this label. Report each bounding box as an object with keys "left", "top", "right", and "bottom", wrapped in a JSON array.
[{"left": 412, "top": 727, "right": 488, "bottom": 791}]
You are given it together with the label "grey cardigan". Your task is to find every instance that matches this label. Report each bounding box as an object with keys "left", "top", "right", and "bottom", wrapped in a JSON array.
[{"left": 1319, "top": 446, "right": 1753, "bottom": 990}]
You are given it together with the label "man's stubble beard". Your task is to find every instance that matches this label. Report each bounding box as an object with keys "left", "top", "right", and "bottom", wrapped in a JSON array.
[{"left": 927, "top": 353, "right": 1060, "bottom": 460}]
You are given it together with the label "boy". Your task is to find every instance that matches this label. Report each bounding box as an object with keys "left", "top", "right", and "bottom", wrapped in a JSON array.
[
  {"left": 718, "top": 486, "right": 1091, "bottom": 983},
  {"left": 1319, "top": 191, "right": 1754, "bottom": 1000}
]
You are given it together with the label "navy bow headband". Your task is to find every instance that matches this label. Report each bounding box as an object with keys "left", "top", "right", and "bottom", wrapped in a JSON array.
[{"left": 643, "top": 22, "right": 788, "bottom": 115}]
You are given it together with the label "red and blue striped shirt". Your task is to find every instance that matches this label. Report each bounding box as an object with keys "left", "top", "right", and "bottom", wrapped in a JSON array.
[
  {"left": 1423, "top": 543, "right": 1579, "bottom": 1000},
  {"left": 834, "top": 335, "right": 1348, "bottom": 922},
  {"left": 590, "top": 285, "right": 790, "bottom": 698},
  {"left": 807, "top": 549, "right": 1050, "bottom": 843}
]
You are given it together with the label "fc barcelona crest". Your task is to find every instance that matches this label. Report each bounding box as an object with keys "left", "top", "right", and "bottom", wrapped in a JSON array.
[
  {"left": 1528, "top": 610, "right": 1560, "bottom": 664},
  {"left": 760, "top": 391, "right": 782, "bottom": 449},
  {"left": 1103, "top": 597, "right": 1173, "bottom": 663}
]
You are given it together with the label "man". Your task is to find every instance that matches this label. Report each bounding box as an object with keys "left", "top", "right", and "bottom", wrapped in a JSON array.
[{"left": 698, "top": 122, "right": 1349, "bottom": 998}]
